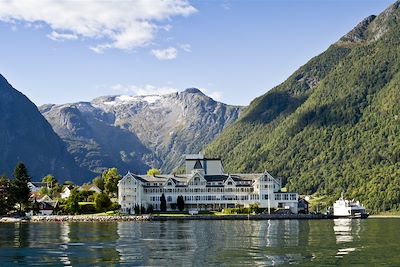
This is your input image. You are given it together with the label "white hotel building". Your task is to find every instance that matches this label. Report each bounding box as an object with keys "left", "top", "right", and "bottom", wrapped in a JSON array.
[{"left": 118, "top": 154, "right": 299, "bottom": 214}]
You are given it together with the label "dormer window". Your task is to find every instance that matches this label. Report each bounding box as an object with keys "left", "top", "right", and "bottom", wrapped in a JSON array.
[
  {"left": 227, "top": 181, "right": 232, "bottom": 186},
  {"left": 168, "top": 182, "right": 172, "bottom": 186}
]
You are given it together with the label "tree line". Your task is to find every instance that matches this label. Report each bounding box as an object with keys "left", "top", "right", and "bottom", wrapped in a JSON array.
[{"left": 0, "top": 163, "right": 123, "bottom": 216}]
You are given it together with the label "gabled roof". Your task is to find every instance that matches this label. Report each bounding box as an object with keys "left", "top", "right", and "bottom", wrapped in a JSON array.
[
  {"left": 186, "top": 158, "right": 221, "bottom": 161},
  {"left": 187, "top": 171, "right": 207, "bottom": 186},
  {"left": 193, "top": 159, "right": 203, "bottom": 169},
  {"left": 121, "top": 172, "right": 148, "bottom": 184},
  {"left": 164, "top": 177, "right": 177, "bottom": 187},
  {"left": 224, "top": 175, "right": 237, "bottom": 186},
  {"left": 79, "top": 184, "right": 101, "bottom": 192},
  {"left": 38, "top": 195, "right": 53, "bottom": 202},
  {"left": 29, "top": 182, "right": 48, "bottom": 188},
  {"left": 63, "top": 185, "right": 74, "bottom": 191}
]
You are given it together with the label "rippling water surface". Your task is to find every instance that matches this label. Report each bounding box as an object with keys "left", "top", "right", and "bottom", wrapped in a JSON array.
[{"left": 0, "top": 219, "right": 399, "bottom": 266}]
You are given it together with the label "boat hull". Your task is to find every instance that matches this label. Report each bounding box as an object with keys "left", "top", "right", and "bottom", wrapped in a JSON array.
[{"left": 334, "top": 213, "right": 369, "bottom": 219}]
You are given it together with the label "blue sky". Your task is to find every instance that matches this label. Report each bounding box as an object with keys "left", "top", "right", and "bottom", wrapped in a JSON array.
[{"left": 0, "top": 0, "right": 394, "bottom": 106}]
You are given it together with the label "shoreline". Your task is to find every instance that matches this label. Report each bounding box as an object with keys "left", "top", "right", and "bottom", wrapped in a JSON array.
[
  {"left": 3, "top": 213, "right": 398, "bottom": 223},
  {"left": 1, "top": 214, "right": 330, "bottom": 223}
]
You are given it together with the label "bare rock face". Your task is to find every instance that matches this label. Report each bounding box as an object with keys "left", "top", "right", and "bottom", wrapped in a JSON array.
[
  {"left": 337, "top": 1, "right": 400, "bottom": 46},
  {"left": 337, "top": 15, "right": 377, "bottom": 45},
  {"left": 40, "top": 88, "right": 242, "bottom": 174},
  {"left": 0, "top": 74, "right": 88, "bottom": 182}
]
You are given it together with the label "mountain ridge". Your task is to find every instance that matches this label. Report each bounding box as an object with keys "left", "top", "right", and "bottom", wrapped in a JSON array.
[
  {"left": 205, "top": 1, "right": 400, "bottom": 212},
  {"left": 40, "top": 88, "right": 242, "bottom": 176},
  {"left": 0, "top": 74, "right": 90, "bottom": 182}
]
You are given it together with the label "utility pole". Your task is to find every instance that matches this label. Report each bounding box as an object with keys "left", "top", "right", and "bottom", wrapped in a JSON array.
[{"left": 268, "top": 182, "right": 271, "bottom": 215}]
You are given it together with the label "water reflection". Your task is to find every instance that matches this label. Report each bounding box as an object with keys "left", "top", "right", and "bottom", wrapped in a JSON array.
[
  {"left": 116, "top": 220, "right": 305, "bottom": 266},
  {"left": 333, "top": 219, "right": 361, "bottom": 258},
  {"left": 59, "top": 223, "right": 71, "bottom": 266},
  {"left": 3, "top": 219, "right": 397, "bottom": 266}
]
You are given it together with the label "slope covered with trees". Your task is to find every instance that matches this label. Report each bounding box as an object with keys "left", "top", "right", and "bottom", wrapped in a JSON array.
[
  {"left": 0, "top": 74, "right": 89, "bottom": 183},
  {"left": 206, "top": 1, "right": 400, "bottom": 212}
]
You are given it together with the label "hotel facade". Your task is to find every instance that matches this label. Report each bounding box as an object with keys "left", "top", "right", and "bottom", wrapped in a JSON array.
[{"left": 118, "top": 154, "right": 299, "bottom": 214}]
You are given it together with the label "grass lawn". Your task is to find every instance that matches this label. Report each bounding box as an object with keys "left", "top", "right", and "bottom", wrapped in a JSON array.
[
  {"left": 152, "top": 213, "right": 191, "bottom": 217},
  {"left": 370, "top": 211, "right": 400, "bottom": 217},
  {"left": 93, "top": 211, "right": 119, "bottom": 216},
  {"left": 78, "top": 202, "right": 95, "bottom": 205}
]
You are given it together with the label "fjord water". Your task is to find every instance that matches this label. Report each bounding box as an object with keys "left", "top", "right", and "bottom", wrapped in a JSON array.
[{"left": 0, "top": 219, "right": 399, "bottom": 266}]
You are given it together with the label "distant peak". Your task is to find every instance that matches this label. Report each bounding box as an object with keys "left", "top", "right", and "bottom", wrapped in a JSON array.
[
  {"left": 337, "top": 15, "right": 376, "bottom": 45},
  {"left": 391, "top": 0, "right": 400, "bottom": 10},
  {"left": 183, "top": 88, "right": 205, "bottom": 95}
]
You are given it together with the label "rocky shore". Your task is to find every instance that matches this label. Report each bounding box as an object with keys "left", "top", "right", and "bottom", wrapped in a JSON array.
[
  {"left": 1, "top": 215, "right": 151, "bottom": 223},
  {"left": 0, "top": 213, "right": 330, "bottom": 223}
]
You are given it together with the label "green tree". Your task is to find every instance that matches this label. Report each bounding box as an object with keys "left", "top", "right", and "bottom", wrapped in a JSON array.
[
  {"left": 64, "top": 188, "right": 80, "bottom": 214},
  {"left": 146, "top": 204, "right": 154, "bottom": 213},
  {"left": 42, "top": 174, "right": 57, "bottom": 188},
  {"left": 0, "top": 176, "right": 14, "bottom": 215},
  {"left": 30, "top": 199, "right": 40, "bottom": 215},
  {"left": 49, "top": 184, "right": 62, "bottom": 199},
  {"left": 147, "top": 168, "right": 160, "bottom": 177},
  {"left": 160, "top": 193, "right": 167, "bottom": 212},
  {"left": 177, "top": 195, "right": 185, "bottom": 211},
  {"left": 39, "top": 186, "right": 49, "bottom": 196},
  {"left": 11, "top": 162, "right": 31, "bottom": 215},
  {"left": 134, "top": 204, "right": 140, "bottom": 215},
  {"left": 102, "top": 168, "right": 121, "bottom": 197},
  {"left": 94, "top": 193, "right": 112, "bottom": 212},
  {"left": 79, "top": 190, "right": 95, "bottom": 202},
  {"left": 92, "top": 176, "right": 105, "bottom": 191}
]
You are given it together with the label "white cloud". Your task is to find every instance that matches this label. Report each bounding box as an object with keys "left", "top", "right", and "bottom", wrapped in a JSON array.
[
  {"left": 47, "top": 31, "right": 78, "bottom": 41},
  {"left": 151, "top": 47, "right": 178, "bottom": 60},
  {"left": 0, "top": 0, "right": 197, "bottom": 53},
  {"left": 179, "top": 43, "right": 192, "bottom": 52},
  {"left": 112, "top": 84, "right": 178, "bottom": 96}
]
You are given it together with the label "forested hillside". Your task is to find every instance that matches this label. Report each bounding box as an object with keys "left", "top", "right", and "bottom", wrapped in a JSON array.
[
  {"left": 0, "top": 74, "right": 89, "bottom": 182},
  {"left": 206, "top": 1, "right": 400, "bottom": 212}
]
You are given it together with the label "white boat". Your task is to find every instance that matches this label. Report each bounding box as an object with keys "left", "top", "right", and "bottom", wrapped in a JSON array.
[{"left": 333, "top": 195, "right": 368, "bottom": 219}]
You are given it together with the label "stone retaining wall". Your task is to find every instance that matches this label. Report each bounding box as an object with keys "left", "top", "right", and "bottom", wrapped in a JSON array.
[
  {"left": 29, "top": 215, "right": 151, "bottom": 222},
  {"left": 1, "top": 213, "right": 330, "bottom": 223}
]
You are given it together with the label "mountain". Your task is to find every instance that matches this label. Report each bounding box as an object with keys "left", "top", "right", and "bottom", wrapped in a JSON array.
[
  {"left": 0, "top": 74, "right": 88, "bottom": 183},
  {"left": 40, "top": 88, "right": 241, "bottom": 175},
  {"left": 205, "top": 1, "right": 400, "bottom": 212}
]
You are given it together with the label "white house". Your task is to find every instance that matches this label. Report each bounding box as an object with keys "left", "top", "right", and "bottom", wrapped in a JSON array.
[
  {"left": 27, "top": 195, "right": 57, "bottom": 216},
  {"left": 118, "top": 154, "right": 299, "bottom": 214},
  {"left": 60, "top": 185, "right": 74, "bottom": 199},
  {"left": 78, "top": 184, "right": 102, "bottom": 194}
]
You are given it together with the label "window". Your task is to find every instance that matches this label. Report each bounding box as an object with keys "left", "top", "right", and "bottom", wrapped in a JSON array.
[
  {"left": 167, "top": 196, "right": 172, "bottom": 202},
  {"left": 284, "top": 194, "right": 289, "bottom": 200}
]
